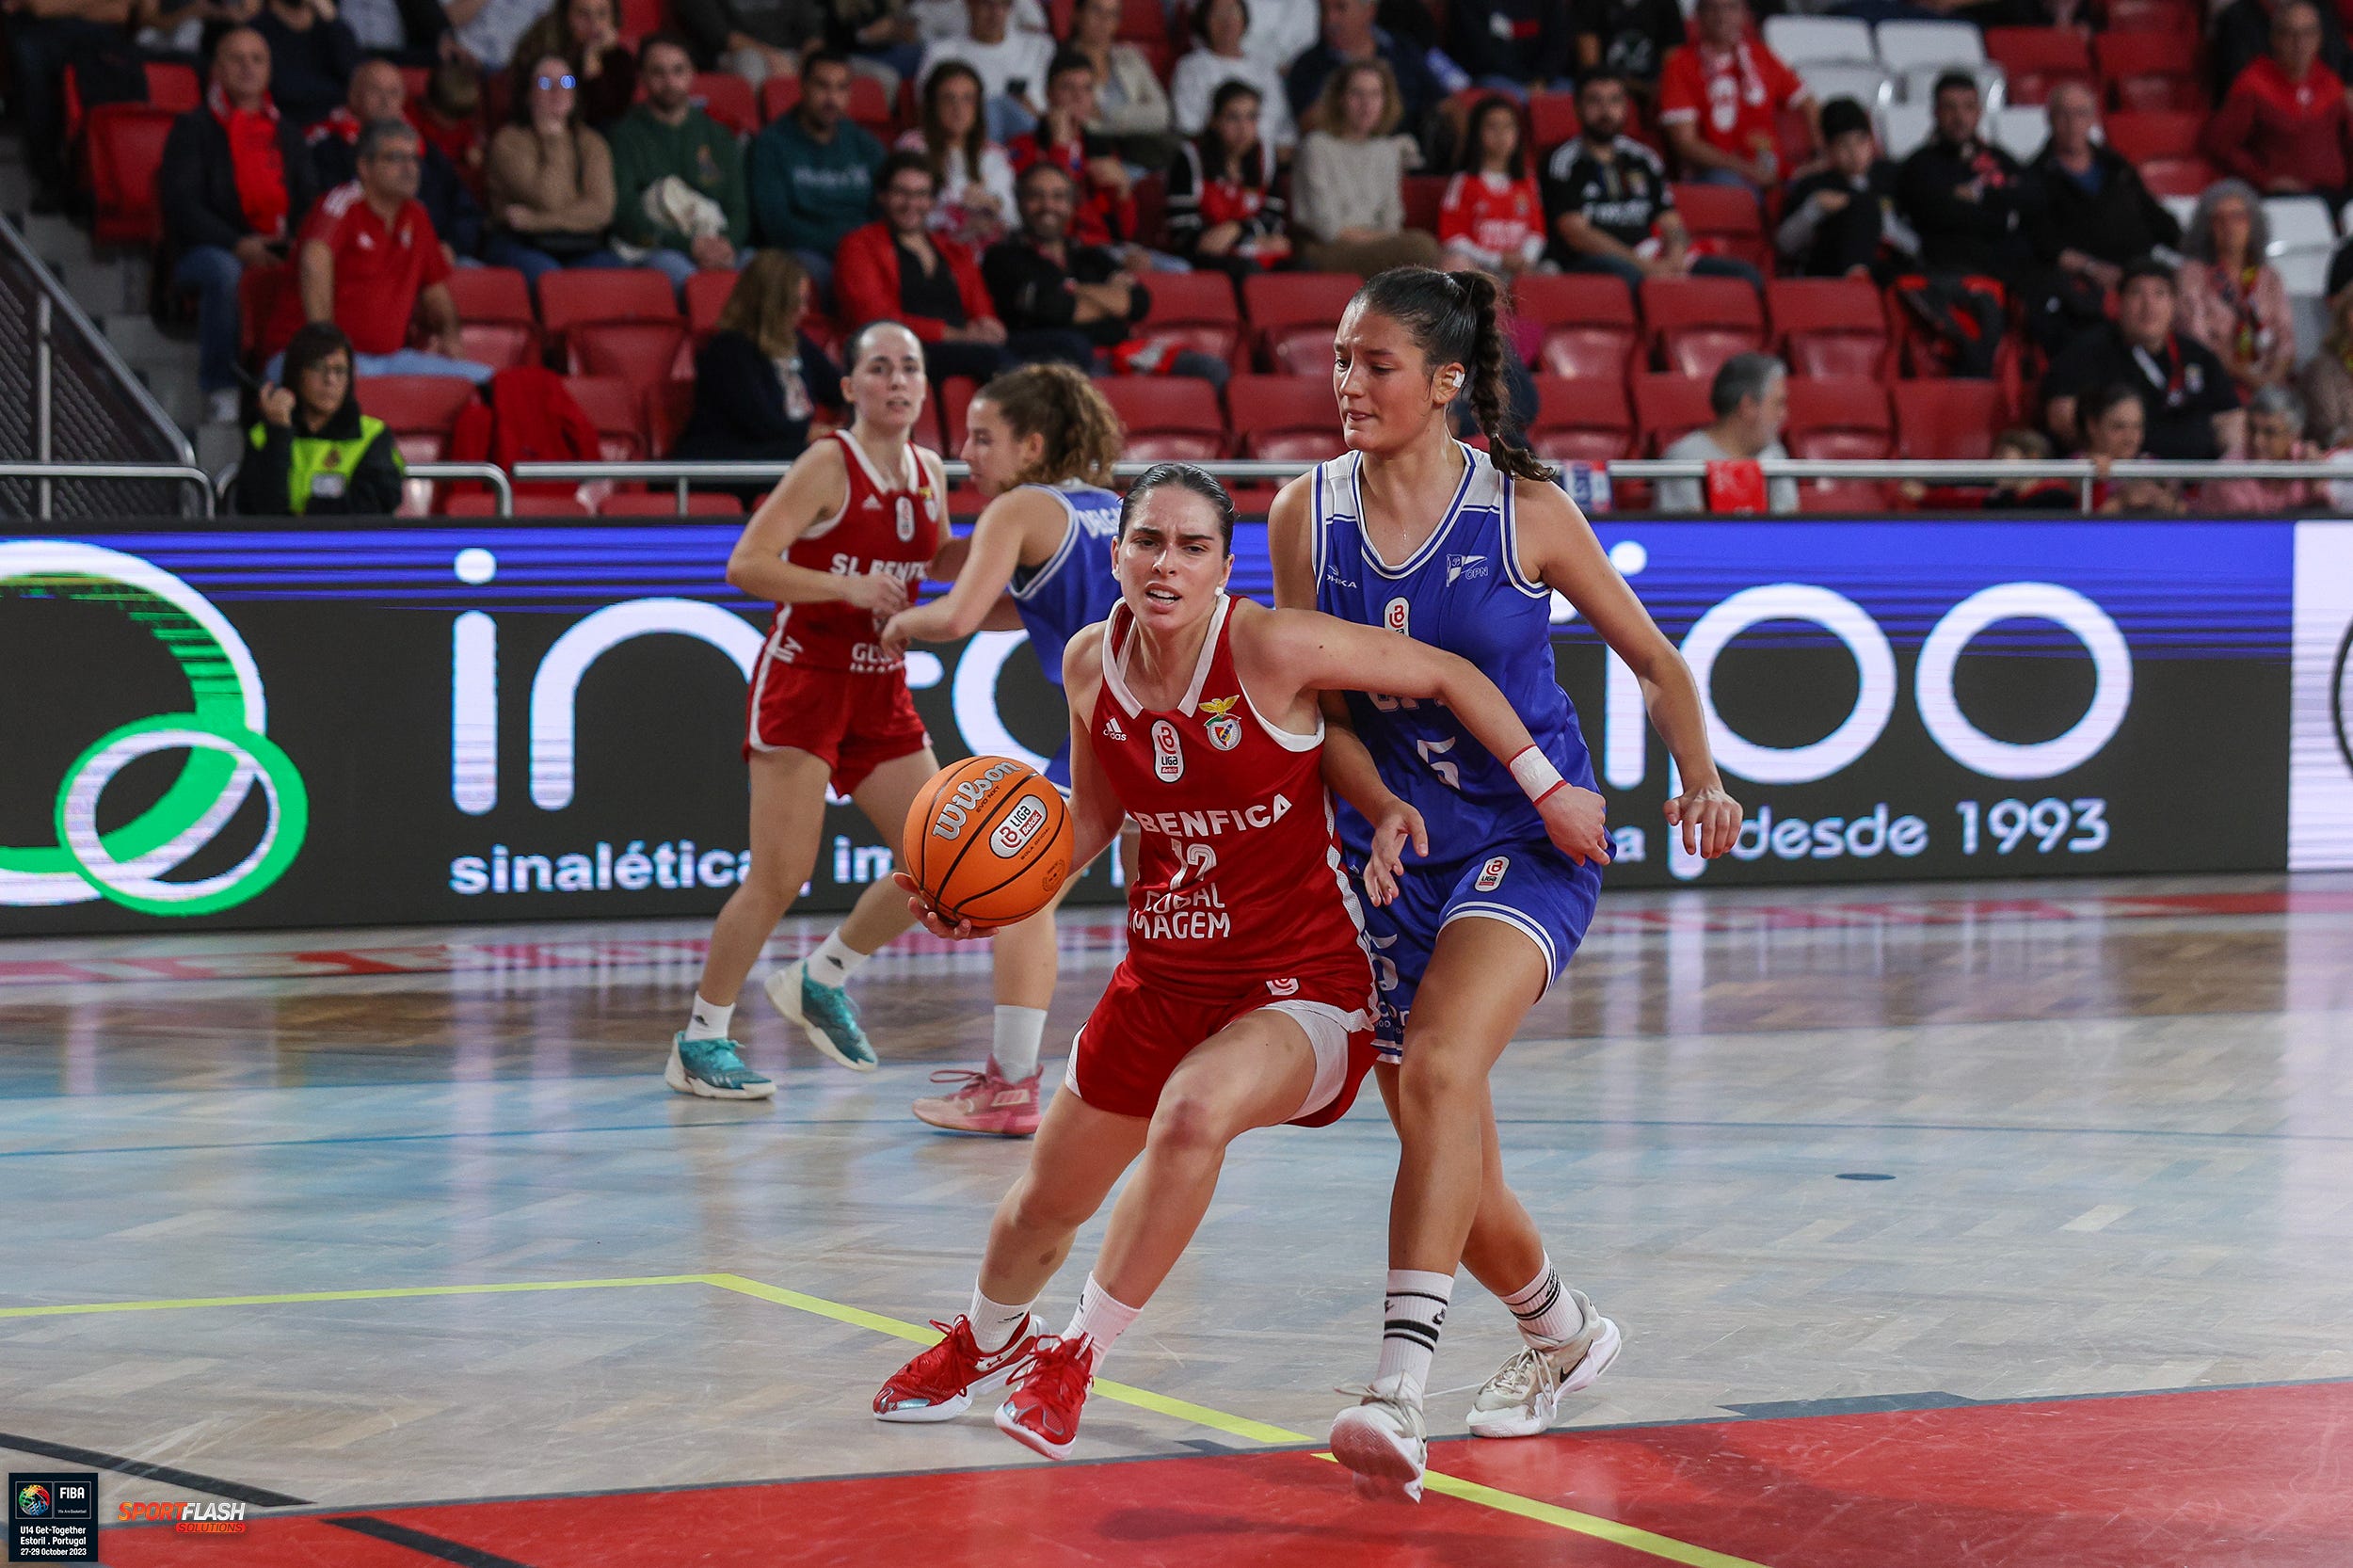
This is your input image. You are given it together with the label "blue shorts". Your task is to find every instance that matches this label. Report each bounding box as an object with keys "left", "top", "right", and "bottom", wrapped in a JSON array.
[{"left": 1355, "top": 840, "right": 1602, "bottom": 1061}]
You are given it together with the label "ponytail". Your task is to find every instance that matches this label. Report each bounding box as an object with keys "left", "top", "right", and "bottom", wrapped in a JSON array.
[
  {"left": 973, "top": 362, "right": 1122, "bottom": 488},
  {"left": 1350, "top": 266, "right": 1556, "bottom": 484}
]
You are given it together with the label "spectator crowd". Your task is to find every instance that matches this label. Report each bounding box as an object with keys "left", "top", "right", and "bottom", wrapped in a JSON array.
[{"left": 14, "top": 0, "right": 2353, "bottom": 512}]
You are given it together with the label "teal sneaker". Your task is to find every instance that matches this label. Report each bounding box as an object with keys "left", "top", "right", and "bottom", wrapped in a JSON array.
[
  {"left": 766, "top": 957, "right": 878, "bottom": 1071},
  {"left": 664, "top": 1032, "right": 776, "bottom": 1100}
]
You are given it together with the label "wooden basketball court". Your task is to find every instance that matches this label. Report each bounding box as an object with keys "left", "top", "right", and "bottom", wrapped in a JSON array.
[{"left": 5, "top": 872, "right": 2349, "bottom": 1566}]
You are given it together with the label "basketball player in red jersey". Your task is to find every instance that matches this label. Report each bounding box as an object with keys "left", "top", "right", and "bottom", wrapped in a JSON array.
[
  {"left": 871, "top": 463, "right": 1604, "bottom": 1459},
  {"left": 664, "top": 320, "right": 953, "bottom": 1099}
]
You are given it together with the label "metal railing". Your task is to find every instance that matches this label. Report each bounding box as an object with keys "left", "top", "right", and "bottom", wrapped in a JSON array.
[
  {"left": 8, "top": 456, "right": 2347, "bottom": 520},
  {"left": 0, "top": 217, "right": 198, "bottom": 520}
]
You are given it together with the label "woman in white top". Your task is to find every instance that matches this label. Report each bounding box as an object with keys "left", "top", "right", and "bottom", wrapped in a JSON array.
[
  {"left": 1290, "top": 59, "right": 1442, "bottom": 277},
  {"left": 1170, "top": 0, "right": 1295, "bottom": 153},
  {"left": 897, "top": 60, "right": 1019, "bottom": 249},
  {"left": 1062, "top": 0, "right": 1171, "bottom": 145}
]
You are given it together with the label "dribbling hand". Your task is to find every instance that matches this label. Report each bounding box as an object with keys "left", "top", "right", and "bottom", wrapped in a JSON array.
[
  {"left": 1537, "top": 785, "right": 1612, "bottom": 867},
  {"left": 841, "top": 570, "right": 911, "bottom": 616},
  {"left": 1665, "top": 783, "right": 1742, "bottom": 858},
  {"left": 891, "top": 872, "right": 979, "bottom": 940},
  {"left": 1360, "top": 799, "right": 1427, "bottom": 906}
]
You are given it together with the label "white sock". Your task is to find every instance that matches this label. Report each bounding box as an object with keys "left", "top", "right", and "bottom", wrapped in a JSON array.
[
  {"left": 685, "top": 995, "right": 733, "bottom": 1040},
  {"left": 807, "top": 932, "right": 870, "bottom": 987},
  {"left": 1063, "top": 1273, "right": 1144, "bottom": 1368},
  {"left": 1372, "top": 1269, "right": 1453, "bottom": 1406},
  {"left": 1500, "top": 1256, "right": 1582, "bottom": 1348},
  {"left": 968, "top": 1283, "right": 1033, "bottom": 1352},
  {"left": 989, "top": 1005, "right": 1048, "bottom": 1080}
]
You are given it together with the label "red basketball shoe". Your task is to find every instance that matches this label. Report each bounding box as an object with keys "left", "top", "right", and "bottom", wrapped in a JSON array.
[
  {"left": 994, "top": 1333, "right": 1095, "bottom": 1459},
  {"left": 873, "top": 1314, "right": 1044, "bottom": 1422}
]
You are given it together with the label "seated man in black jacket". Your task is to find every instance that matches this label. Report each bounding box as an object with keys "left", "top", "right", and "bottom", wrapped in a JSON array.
[
  {"left": 981, "top": 161, "right": 1228, "bottom": 382},
  {"left": 1897, "top": 70, "right": 2042, "bottom": 279},
  {"left": 2041, "top": 257, "right": 2246, "bottom": 458},
  {"left": 2024, "top": 81, "right": 2184, "bottom": 352},
  {"left": 161, "top": 26, "right": 321, "bottom": 425},
  {"left": 1777, "top": 96, "right": 1915, "bottom": 279},
  {"left": 309, "top": 60, "right": 484, "bottom": 263}
]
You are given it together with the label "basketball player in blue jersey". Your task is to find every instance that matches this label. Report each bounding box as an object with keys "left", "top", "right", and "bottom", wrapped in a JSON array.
[
  {"left": 1267, "top": 267, "right": 1745, "bottom": 1500},
  {"left": 877, "top": 364, "right": 1128, "bottom": 1137}
]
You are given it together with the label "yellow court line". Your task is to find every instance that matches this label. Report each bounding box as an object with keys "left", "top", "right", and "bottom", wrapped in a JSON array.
[
  {"left": 1, "top": 1272, "right": 1776, "bottom": 1568},
  {"left": 0, "top": 1275, "right": 711, "bottom": 1318}
]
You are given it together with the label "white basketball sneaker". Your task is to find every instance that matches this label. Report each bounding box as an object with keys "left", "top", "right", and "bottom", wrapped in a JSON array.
[
  {"left": 1465, "top": 1291, "right": 1622, "bottom": 1439},
  {"left": 1330, "top": 1373, "right": 1428, "bottom": 1502}
]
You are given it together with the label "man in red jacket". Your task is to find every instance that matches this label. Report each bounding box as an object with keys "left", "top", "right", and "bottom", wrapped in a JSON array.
[
  {"left": 836, "top": 151, "right": 1016, "bottom": 383},
  {"left": 2205, "top": 0, "right": 2353, "bottom": 200}
]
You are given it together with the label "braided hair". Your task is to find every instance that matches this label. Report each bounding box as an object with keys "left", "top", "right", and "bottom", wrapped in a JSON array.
[{"left": 1350, "top": 266, "right": 1554, "bottom": 483}]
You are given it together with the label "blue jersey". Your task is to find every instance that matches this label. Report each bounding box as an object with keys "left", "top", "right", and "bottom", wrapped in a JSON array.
[
  {"left": 1311, "top": 443, "right": 1596, "bottom": 864},
  {"left": 1009, "top": 479, "right": 1122, "bottom": 784}
]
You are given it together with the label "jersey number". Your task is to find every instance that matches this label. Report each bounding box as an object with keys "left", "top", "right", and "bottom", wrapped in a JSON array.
[
  {"left": 1415, "top": 736, "right": 1462, "bottom": 791},
  {"left": 1167, "top": 841, "right": 1218, "bottom": 889}
]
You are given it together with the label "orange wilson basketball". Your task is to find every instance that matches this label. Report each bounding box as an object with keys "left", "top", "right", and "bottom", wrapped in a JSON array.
[{"left": 902, "top": 756, "right": 1075, "bottom": 931}]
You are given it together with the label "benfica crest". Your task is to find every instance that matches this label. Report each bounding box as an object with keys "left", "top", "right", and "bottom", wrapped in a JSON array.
[{"left": 1199, "top": 694, "right": 1243, "bottom": 751}]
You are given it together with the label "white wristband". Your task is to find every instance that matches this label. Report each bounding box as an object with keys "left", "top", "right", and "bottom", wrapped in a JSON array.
[{"left": 1508, "top": 745, "right": 1565, "bottom": 803}]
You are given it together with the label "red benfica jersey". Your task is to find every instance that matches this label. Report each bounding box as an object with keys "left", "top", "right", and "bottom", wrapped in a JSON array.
[
  {"left": 768, "top": 430, "right": 944, "bottom": 675},
  {"left": 1088, "top": 595, "right": 1372, "bottom": 1000}
]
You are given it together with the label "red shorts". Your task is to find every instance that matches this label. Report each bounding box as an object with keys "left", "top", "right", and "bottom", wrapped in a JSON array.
[
  {"left": 744, "top": 657, "right": 930, "bottom": 794},
  {"left": 1064, "top": 957, "right": 1378, "bottom": 1128}
]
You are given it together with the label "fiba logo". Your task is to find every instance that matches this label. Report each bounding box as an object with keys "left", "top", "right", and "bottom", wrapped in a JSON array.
[{"left": 0, "top": 542, "right": 309, "bottom": 916}]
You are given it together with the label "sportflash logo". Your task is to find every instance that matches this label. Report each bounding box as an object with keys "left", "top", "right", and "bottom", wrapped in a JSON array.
[
  {"left": 0, "top": 542, "right": 309, "bottom": 917},
  {"left": 118, "top": 1499, "right": 248, "bottom": 1533}
]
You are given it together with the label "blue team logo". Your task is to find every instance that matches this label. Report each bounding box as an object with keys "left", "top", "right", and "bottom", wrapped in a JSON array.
[{"left": 1446, "top": 553, "right": 1489, "bottom": 585}]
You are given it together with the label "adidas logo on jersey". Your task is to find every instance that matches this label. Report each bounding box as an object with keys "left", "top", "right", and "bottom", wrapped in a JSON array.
[
  {"left": 1101, "top": 713, "right": 1127, "bottom": 741},
  {"left": 861, "top": 495, "right": 883, "bottom": 510}
]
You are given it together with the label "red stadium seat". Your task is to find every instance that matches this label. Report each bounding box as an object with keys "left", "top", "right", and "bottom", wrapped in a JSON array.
[
  {"left": 1768, "top": 278, "right": 1889, "bottom": 379},
  {"left": 1100, "top": 377, "right": 1227, "bottom": 460},
  {"left": 2104, "top": 0, "right": 2197, "bottom": 30},
  {"left": 1785, "top": 376, "right": 1893, "bottom": 510},
  {"left": 691, "top": 72, "right": 760, "bottom": 135},
  {"left": 1983, "top": 27, "right": 2093, "bottom": 105},
  {"left": 616, "top": 0, "right": 662, "bottom": 40},
  {"left": 2103, "top": 110, "right": 2202, "bottom": 162},
  {"left": 1641, "top": 276, "right": 1765, "bottom": 380},
  {"left": 1138, "top": 269, "right": 1244, "bottom": 367},
  {"left": 538, "top": 268, "right": 683, "bottom": 379},
  {"left": 1242, "top": 273, "right": 1356, "bottom": 374},
  {"left": 1894, "top": 380, "right": 2003, "bottom": 459},
  {"left": 683, "top": 269, "right": 739, "bottom": 338},
  {"left": 1514, "top": 273, "right": 1639, "bottom": 383},
  {"left": 61, "top": 59, "right": 198, "bottom": 144},
  {"left": 1529, "top": 89, "right": 1578, "bottom": 154},
  {"left": 86, "top": 105, "right": 176, "bottom": 247},
  {"left": 599, "top": 491, "right": 746, "bottom": 515},
  {"left": 1402, "top": 174, "right": 1447, "bottom": 233},
  {"left": 644, "top": 378, "right": 697, "bottom": 459},
  {"left": 238, "top": 261, "right": 296, "bottom": 362},
  {"left": 939, "top": 375, "right": 980, "bottom": 453},
  {"left": 759, "top": 72, "right": 894, "bottom": 137},
  {"left": 1671, "top": 183, "right": 1770, "bottom": 273},
  {"left": 441, "top": 266, "right": 541, "bottom": 370},
  {"left": 1631, "top": 373, "right": 1713, "bottom": 455},
  {"left": 1529, "top": 376, "right": 1633, "bottom": 465},
  {"left": 572, "top": 320, "right": 692, "bottom": 388},
  {"left": 1226, "top": 375, "right": 1335, "bottom": 461},
  {"left": 2139, "top": 155, "right": 2219, "bottom": 198},
  {"left": 563, "top": 375, "right": 648, "bottom": 461},
  {"left": 2094, "top": 31, "right": 2204, "bottom": 112},
  {"left": 360, "top": 375, "right": 480, "bottom": 448},
  {"left": 444, "top": 493, "right": 592, "bottom": 517}
]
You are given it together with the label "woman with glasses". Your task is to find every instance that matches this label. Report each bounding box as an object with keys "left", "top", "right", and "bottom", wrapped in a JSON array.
[
  {"left": 484, "top": 53, "right": 621, "bottom": 283},
  {"left": 232, "top": 323, "right": 406, "bottom": 518},
  {"left": 509, "top": 0, "right": 637, "bottom": 128}
]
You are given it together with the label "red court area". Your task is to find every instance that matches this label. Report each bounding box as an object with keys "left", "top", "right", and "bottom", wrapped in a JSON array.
[{"left": 97, "top": 1380, "right": 2353, "bottom": 1568}]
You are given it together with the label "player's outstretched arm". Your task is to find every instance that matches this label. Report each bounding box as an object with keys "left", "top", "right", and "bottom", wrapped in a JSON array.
[
  {"left": 1513, "top": 478, "right": 1743, "bottom": 860},
  {"left": 724, "top": 440, "right": 908, "bottom": 616},
  {"left": 882, "top": 487, "right": 1058, "bottom": 652},
  {"left": 1240, "top": 604, "right": 1610, "bottom": 867}
]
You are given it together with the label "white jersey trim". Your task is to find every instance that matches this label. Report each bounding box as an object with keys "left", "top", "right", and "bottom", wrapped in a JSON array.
[
  {"left": 1008, "top": 482, "right": 1084, "bottom": 604},
  {"left": 1352, "top": 442, "right": 1480, "bottom": 581},
  {"left": 1101, "top": 592, "right": 1230, "bottom": 717},
  {"left": 808, "top": 428, "right": 929, "bottom": 542},
  {"left": 1499, "top": 467, "right": 1549, "bottom": 600}
]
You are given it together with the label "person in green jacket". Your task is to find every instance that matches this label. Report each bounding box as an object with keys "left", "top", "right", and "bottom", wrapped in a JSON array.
[
  {"left": 746, "top": 49, "right": 885, "bottom": 298},
  {"left": 234, "top": 323, "right": 408, "bottom": 519},
  {"left": 608, "top": 32, "right": 751, "bottom": 293}
]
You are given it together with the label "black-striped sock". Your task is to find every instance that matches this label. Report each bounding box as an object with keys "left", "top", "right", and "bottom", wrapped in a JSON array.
[
  {"left": 1501, "top": 1257, "right": 1579, "bottom": 1348},
  {"left": 1371, "top": 1269, "right": 1453, "bottom": 1404}
]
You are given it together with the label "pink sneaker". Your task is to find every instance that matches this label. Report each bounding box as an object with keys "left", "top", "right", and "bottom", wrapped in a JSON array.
[{"left": 912, "top": 1063, "right": 1041, "bottom": 1137}]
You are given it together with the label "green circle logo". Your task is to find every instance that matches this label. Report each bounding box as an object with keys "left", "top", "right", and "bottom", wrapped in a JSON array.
[{"left": 0, "top": 541, "right": 309, "bottom": 916}]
